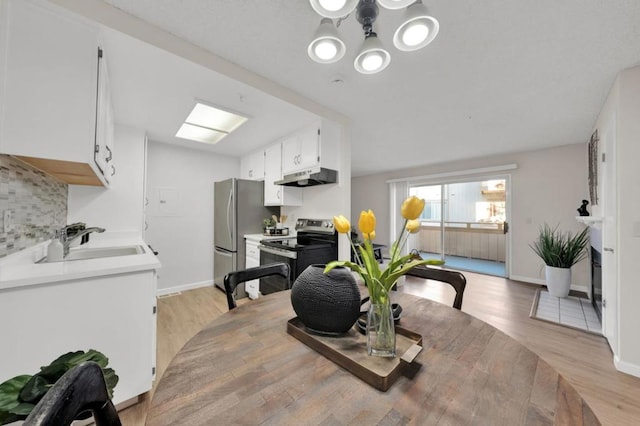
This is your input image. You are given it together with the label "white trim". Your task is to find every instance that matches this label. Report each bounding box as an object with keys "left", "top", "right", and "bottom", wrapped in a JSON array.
[
  {"left": 386, "top": 164, "right": 518, "bottom": 184},
  {"left": 614, "top": 355, "right": 640, "bottom": 378},
  {"left": 511, "top": 275, "right": 545, "bottom": 285},
  {"left": 156, "top": 280, "right": 214, "bottom": 296}
]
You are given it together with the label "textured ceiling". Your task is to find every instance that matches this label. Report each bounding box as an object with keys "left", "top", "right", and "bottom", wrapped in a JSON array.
[{"left": 95, "top": 0, "right": 640, "bottom": 176}]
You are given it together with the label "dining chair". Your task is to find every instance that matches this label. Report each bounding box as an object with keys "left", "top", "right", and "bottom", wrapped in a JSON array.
[
  {"left": 224, "top": 262, "right": 290, "bottom": 310},
  {"left": 24, "top": 361, "right": 121, "bottom": 426},
  {"left": 406, "top": 265, "right": 467, "bottom": 310}
]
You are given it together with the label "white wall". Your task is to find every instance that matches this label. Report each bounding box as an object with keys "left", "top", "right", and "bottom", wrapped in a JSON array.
[
  {"left": 68, "top": 125, "right": 145, "bottom": 234},
  {"left": 352, "top": 143, "right": 589, "bottom": 290},
  {"left": 145, "top": 140, "right": 239, "bottom": 294},
  {"left": 593, "top": 65, "right": 640, "bottom": 376}
]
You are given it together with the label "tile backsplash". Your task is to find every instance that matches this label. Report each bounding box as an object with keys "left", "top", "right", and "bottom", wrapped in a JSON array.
[{"left": 0, "top": 155, "right": 67, "bottom": 258}]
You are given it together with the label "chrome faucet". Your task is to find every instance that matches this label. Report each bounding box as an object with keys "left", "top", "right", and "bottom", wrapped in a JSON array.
[{"left": 62, "top": 227, "right": 105, "bottom": 256}]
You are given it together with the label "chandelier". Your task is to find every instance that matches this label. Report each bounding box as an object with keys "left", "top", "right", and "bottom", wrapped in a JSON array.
[{"left": 307, "top": 0, "right": 439, "bottom": 74}]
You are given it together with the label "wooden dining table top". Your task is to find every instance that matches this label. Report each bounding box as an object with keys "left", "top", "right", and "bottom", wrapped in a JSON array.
[{"left": 146, "top": 290, "right": 599, "bottom": 425}]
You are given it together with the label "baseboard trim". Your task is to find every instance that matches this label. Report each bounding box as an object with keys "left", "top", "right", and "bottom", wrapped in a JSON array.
[
  {"left": 509, "top": 275, "right": 588, "bottom": 294},
  {"left": 157, "top": 280, "right": 214, "bottom": 296},
  {"left": 614, "top": 355, "right": 640, "bottom": 378}
]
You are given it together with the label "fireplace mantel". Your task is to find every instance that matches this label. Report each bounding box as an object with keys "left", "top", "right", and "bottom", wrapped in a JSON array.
[{"left": 576, "top": 216, "right": 603, "bottom": 228}]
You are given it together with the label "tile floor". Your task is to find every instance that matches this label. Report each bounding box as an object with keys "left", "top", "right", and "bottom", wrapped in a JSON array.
[{"left": 533, "top": 289, "right": 602, "bottom": 334}]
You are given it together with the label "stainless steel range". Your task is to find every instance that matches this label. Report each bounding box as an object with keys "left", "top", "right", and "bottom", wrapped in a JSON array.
[{"left": 258, "top": 218, "right": 338, "bottom": 294}]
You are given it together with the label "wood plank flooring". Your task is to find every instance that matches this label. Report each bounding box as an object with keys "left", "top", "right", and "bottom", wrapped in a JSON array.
[{"left": 119, "top": 273, "right": 640, "bottom": 425}]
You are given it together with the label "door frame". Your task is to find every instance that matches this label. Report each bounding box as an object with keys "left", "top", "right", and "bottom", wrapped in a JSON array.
[{"left": 405, "top": 173, "right": 512, "bottom": 278}]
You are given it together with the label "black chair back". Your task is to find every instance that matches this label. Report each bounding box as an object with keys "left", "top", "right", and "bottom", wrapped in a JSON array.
[
  {"left": 406, "top": 266, "right": 467, "bottom": 310},
  {"left": 24, "top": 361, "right": 121, "bottom": 426},
  {"left": 224, "top": 263, "right": 290, "bottom": 310}
]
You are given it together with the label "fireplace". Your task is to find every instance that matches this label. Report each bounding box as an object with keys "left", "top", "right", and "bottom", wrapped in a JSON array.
[{"left": 591, "top": 247, "right": 602, "bottom": 322}]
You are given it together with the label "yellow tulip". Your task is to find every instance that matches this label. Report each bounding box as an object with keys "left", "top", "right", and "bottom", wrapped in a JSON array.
[
  {"left": 358, "top": 210, "right": 376, "bottom": 236},
  {"left": 333, "top": 215, "right": 351, "bottom": 234},
  {"left": 364, "top": 230, "right": 376, "bottom": 241},
  {"left": 406, "top": 219, "right": 421, "bottom": 234},
  {"left": 401, "top": 196, "right": 426, "bottom": 220}
]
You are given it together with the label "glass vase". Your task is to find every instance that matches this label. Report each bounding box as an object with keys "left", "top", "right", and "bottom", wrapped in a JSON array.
[{"left": 366, "top": 301, "right": 396, "bottom": 357}]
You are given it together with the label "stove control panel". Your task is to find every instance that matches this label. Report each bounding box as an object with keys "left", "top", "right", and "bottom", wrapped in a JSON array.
[{"left": 295, "top": 218, "right": 335, "bottom": 234}]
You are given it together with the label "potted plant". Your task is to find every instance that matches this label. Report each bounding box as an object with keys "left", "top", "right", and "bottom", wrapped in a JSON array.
[
  {"left": 0, "top": 349, "right": 118, "bottom": 424},
  {"left": 530, "top": 223, "right": 589, "bottom": 298}
]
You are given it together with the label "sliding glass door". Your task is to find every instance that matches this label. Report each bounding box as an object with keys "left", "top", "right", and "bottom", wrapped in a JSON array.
[{"left": 409, "top": 178, "right": 508, "bottom": 277}]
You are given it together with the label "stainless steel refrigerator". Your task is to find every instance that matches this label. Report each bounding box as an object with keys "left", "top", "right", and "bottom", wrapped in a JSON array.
[{"left": 213, "top": 178, "right": 273, "bottom": 291}]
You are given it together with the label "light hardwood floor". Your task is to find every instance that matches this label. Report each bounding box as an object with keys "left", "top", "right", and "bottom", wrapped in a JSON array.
[{"left": 119, "top": 274, "right": 640, "bottom": 425}]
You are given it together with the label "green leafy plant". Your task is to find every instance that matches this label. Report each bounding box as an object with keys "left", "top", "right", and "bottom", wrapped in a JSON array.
[
  {"left": 530, "top": 223, "right": 589, "bottom": 268},
  {"left": 0, "top": 349, "right": 118, "bottom": 425}
]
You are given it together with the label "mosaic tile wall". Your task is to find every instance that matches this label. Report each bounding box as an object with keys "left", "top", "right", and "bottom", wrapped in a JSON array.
[{"left": 0, "top": 155, "right": 67, "bottom": 258}]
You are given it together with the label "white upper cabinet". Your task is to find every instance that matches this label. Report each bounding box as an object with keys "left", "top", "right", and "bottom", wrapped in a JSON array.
[
  {"left": 240, "top": 149, "right": 265, "bottom": 181},
  {"left": 0, "top": 0, "right": 112, "bottom": 186},
  {"left": 264, "top": 143, "right": 302, "bottom": 206},
  {"left": 281, "top": 120, "right": 340, "bottom": 176},
  {"left": 93, "top": 46, "right": 115, "bottom": 184}
]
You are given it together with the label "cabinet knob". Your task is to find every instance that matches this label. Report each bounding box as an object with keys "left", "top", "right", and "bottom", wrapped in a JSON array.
[
  {"left": 110, "top": 165, "right": 116, "bottom": 176},
  {"left": 105, "top": 146, "right": 113, "bottom": 162},
  {"left": 604, "top": 247, "right": 614, "bottom": 253}
]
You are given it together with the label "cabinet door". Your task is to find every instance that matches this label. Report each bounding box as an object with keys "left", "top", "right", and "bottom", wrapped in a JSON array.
[
  {"left": 241, "top": 150, "right": 265, "bottom": 180},
  {"left": 297, "top": 125, "right": 320, "bottom": 170},
  {"left": 264, "top": 144, "right": 302, "bottom": 206},
  {"left": 264, "top": 144, "right": 283, "bottom": 205},
  {"left": 245, "top": 241, "right": 260, "bottom": 298},
  {"left": 281, "top": 126, "right": 320, "bottom": 175},
  {"left": 281, "top": 135, "right": 300, "bottom": 175},
  {"left": 94, "top": 46, "right": 115, "bottom": 184},
  {"left": 0, "top": 0, "right": 98, "bottom": 163}
]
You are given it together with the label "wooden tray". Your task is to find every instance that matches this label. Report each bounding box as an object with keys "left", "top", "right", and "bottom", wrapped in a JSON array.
[{"left": 286, "top": 317, "right": 423, "bottom": 391}]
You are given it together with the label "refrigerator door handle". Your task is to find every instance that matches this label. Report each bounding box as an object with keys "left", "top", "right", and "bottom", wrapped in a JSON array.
[{"left": 227, "top": 187, "right": 233, "bottom": 243}]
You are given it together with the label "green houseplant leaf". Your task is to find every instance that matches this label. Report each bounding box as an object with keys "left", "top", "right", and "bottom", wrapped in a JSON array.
[
  {"left": 0, "top": 350, "right": 118, "bottom": 425},
  {"left": 0, "top": 375, "right": 31, "bottom": 424},
  {"left": 530, "top": 223, "right": 589, "bottom": 268}
]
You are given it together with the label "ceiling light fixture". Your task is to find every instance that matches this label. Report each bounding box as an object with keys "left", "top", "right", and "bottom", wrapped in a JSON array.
[
  {"left": 175, "top": 102, "right": 248, "bottom": 145},
  {"left": 308, "top": 18, "right": 347, "bottom": 63},
  {"left": 307, "top": 0, "right": 439, "bottom": 74}
]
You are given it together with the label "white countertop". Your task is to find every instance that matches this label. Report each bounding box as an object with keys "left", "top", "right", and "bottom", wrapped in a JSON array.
[{"left": 0, "top": 232, "right": 161, "bottom": 291}]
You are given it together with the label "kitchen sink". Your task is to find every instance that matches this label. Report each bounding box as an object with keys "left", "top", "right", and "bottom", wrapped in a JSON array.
[{"left": 37, "top": 245, "right": 146, "bottom": 263}]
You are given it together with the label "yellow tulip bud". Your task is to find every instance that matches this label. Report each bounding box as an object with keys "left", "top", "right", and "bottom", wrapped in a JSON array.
[
  {"left": 358, "top": 210, "right": 376, "bottom": 236},
  {"left": 401, "top": 196, "right": 426, "bottom": 220},
  {"left": 333, "top": 215, "right": 351, "bottom": 234},
  {"left": 406, "top": 219, "right": 421, "bottom": 233},
  {"left": 364, "top": 230, "right": 376, "bottom": 241}
]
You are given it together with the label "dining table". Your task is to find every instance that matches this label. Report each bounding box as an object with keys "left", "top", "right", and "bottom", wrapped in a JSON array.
[{"left": 146, "top": 290, "right": 599, "bottom": 425}]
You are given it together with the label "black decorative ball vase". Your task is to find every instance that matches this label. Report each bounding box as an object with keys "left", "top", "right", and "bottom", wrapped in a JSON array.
[{"left": 291, "top": 264, "right": 361, "bottom": 335}]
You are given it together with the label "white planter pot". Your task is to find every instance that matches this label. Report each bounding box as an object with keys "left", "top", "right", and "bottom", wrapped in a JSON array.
[{"left": 545, "top": 265, "right": 572, "bottom": 298}]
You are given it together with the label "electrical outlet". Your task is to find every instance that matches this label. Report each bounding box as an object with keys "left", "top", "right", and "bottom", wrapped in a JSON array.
[{"left": 3, "top": 210, "right": 13, "bottom": 232}]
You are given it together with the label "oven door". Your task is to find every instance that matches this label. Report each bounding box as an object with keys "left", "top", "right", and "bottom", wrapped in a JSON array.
[{"left": 258, "top": 245, "right": 296, "bottom": 295}]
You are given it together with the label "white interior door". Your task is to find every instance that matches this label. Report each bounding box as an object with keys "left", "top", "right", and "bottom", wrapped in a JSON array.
[{"left": 601, "top": 113, "right": 618, "bottom": 354}]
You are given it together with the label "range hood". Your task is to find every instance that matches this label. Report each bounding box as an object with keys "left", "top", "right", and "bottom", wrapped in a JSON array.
[{"left": 274, "top": 166, "right": 338, "bottom": 187}]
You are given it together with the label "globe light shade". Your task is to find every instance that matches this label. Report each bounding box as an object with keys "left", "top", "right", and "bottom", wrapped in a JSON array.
[
  {"left": 307, "top": 18, "right": 346, "bottom": 64},
  {"left": 354, "top": 34, "right": 391, "bottom": 74},
  {"left": 393, "top": 1, "right": 439, "bottom": 51},
  {"left": 377, "top": 0, "right": 416, "bottom": 10},
  {"left": 309, "top": 0, "right": 358, "bottom": 19}
]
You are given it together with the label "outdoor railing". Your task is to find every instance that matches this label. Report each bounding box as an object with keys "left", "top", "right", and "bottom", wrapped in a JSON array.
[{"left": 417, "top": 221, "right": 506, "bottom": 262}]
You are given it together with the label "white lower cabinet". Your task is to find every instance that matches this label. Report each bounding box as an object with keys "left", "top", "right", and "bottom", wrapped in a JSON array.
[
  {"left": 0, "top": 270, "right": 158, "bottom": 406},
  {"left": 245, "top": 239, "right": 260, "bottom": 298}
]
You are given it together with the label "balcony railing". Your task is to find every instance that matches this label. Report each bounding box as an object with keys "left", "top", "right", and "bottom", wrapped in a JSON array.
[{"left": 416, "top": 221, "right": 506, "bottom": 262}]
